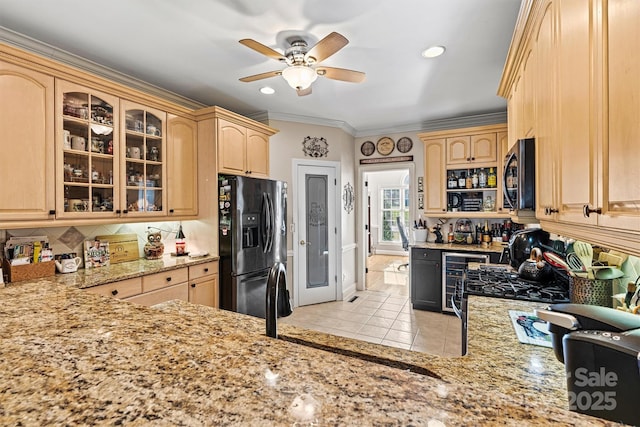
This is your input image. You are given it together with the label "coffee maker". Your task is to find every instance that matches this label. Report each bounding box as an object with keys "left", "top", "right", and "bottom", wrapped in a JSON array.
[{"left": 536, "top": 304, "right": 640, "bottom": 425}]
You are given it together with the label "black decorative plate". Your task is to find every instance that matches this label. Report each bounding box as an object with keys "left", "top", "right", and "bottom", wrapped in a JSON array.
[
  {"left": 360, "top": 140, "right": 375, "bottom": 156},
  {"left": 376, "top": 137, "right": 395, "bottom": 156},
  {"left": 397, "top": 137, "right": 413, "bottom": 153}
]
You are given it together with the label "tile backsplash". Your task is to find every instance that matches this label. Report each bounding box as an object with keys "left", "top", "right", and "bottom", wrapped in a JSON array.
[{"left": 1, "top": 220, "right": 215, "bottom": 268}]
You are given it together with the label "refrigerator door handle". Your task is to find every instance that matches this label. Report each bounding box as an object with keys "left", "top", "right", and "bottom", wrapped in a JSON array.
[
  {"left": 261, "top": 193, "right": 274, "bottom": 253},
  {"left": 265, "top": 193, "right": 274, "bottom": 253}
]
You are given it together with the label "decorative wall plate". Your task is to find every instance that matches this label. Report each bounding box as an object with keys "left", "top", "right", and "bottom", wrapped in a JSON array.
[
  {"left": 396, "top": 137, "right": 413, "bottom": 153},
  {"left": 360, "top": 140, "right": 375, "bottom": 156},
  {"left": 376, "top": 137, "right": 395, "bottom": 156},
  {"left": 302, "top": 136, "right": 328, "bottom": 157}
]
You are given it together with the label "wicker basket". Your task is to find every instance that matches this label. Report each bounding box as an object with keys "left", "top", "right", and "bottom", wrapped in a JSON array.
[
  {"left": 569, "top": 275, "right": 613, "bottom": 307},
  {"left": 2, "top": 258, "right": 55, "bottom": 283}
]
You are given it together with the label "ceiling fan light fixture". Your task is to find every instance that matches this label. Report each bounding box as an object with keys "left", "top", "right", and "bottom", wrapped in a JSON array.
[
  {"left": 281, "top": 65, "right": 318, "bottom": 90},
  {"left": 260, "top": 86, "right": 275, "bottom": 95},
  {"left": 421, "top": 45, "right": 446, "bottom": 58}
]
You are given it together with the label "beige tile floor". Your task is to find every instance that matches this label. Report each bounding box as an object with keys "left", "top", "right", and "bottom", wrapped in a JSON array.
[{"left": 281, "top": 255, "right": 462, "bottom": 356}]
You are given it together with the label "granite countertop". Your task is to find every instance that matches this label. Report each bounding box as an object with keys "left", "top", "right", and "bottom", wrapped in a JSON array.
[
  {"left": 279, "top": 296, "right": 568, "bottom": 409},
  {"left": 411, "top": 242, "right": 505, "bottom": 253},
  {"left": 0, "top": 282, "right": 614, "bottom": 426},
  {"left": 5, "top": 254, "right": 219, "bottom": 290}
]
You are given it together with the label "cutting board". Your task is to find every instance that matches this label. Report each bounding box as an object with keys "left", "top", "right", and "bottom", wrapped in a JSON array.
[{"left": 95, "top": 234, "right": 140, "bottom": 264}]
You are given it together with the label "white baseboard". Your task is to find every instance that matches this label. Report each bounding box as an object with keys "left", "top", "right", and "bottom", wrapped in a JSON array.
[
  {"left": 372, "top": 249, "right": 408, "bottom": 256},
  {"left": 342, "top": 282, "right": 356, "bottom": 301}
]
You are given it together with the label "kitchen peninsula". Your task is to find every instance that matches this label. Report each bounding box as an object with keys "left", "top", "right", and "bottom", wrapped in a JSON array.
[{"left": 0, "top": 279, "right": 614, "bottom": 425}]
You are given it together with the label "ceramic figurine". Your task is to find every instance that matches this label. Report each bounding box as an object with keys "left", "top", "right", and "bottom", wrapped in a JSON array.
[{"left": 144, "top": 231, "right": 164, "bottom": 259}]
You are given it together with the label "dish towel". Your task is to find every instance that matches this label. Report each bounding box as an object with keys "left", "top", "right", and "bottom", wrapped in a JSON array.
[{"left": 508, "top": 310, "right": 553, "bottom": 348}]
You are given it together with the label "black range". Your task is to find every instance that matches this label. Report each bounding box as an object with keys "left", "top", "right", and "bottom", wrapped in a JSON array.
[{"left": 464, "top": 265, "right": 570, "bottom": 304}]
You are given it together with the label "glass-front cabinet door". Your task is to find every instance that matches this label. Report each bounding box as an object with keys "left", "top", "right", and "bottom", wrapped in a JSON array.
[
  {"left": 56, "top": 81, "right": 118, "bottom": 218},
  {"left": 120, "top": 101, "right": 166, "bottom": 217}
]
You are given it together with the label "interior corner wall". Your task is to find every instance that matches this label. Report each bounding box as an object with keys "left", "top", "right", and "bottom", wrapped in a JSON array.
[{"left": 268, "top": 120, "right": 357, "bottom": 301}]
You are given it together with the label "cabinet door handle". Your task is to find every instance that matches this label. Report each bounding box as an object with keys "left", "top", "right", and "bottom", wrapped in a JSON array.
[
  {"left": 166, "top": 277, "right": 172, "bottom": 282},
  {"left": 123, "top": 210, "right": 128, "bottom": 214},
  {"left": 191, "top": 283, "right": 196, "bottom": 288},
  {"left": 115, "top": 209, "right": 121, "bottom": 214},
  {"left": 471, "top": 157, "right": 475, "bottom": 161},
  {"left": 582, "top": 205, "right": 602, "bottom": 218},
  {"left": 204, "top": 268, "right": 209, "bottom": 273},
  {"left": 111, "top": 289, "right": 118, "bottom": 296},
  {"left": 169, "top": 209, "right": 174, "bottom": 214},
  {"left": 48, "top": 209, "right": 56, "bottom": 215}
]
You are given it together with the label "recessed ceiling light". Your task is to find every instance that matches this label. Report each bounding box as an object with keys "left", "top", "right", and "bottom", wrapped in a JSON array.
[
  {"left": 260, "top": 86, "right": 275, "bottom": 95},
  {"left": 421, "top": 46, "right": 446, "bottom": 58}
]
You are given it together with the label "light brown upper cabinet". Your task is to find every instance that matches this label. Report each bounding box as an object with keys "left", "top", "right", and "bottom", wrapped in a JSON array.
[
  {"left": 498, "top": 0, "right": 640, "bottom": 256},
  {"left": 120, "top": 100, "right": 167, "bottom": 218},
  {"left": 217, "top": 118, "right": 272, "bottom": 178},
  {"left": 167, "top": 114, "right": 198, "bottom": 217},
  {"left": 0, "top": 60, "right": 55, "bottom": 223},
  {"left": 56, "top": 79, "right": 120, "bottom": 219},
  {"left": 446, "top": 133, "right": 497, "bottom": 166},
  {"left": 420, "top": 124, "right": 508, "bottom": 218}
]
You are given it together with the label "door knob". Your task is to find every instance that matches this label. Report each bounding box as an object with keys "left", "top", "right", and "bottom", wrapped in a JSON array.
[{"left": 299, "top": 240, "right": 310, "bottom": 246}]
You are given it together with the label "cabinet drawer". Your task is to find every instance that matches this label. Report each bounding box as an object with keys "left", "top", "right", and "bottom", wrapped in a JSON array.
[
  {"left": 189, "top": 261, "right": 218, "bottom": 280},
  {"left": 142, "top": 268, "right": 188, "bottom": 292},
  {"left": 85, "top": 277, "right": 142, "bottom": 299},
  {"left": 411, "top": 248, "right": 440, "bottom": 261},
  {"left": 124, "top": 283, "right": 188, "bottom": 306}
]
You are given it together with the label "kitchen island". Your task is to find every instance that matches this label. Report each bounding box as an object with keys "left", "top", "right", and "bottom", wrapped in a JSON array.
[{"left": 0, "top": 281, "right": 614, "bottom": 425}]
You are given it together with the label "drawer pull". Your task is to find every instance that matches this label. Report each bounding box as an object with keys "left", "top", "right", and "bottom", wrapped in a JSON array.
[
  {"left": 166, "top": 277, "right": 172, "bottom": 282},
  {"left": 111, "top": 289, "right": 118, "bottom": 296},
  {"left": 204, "top": 268, "right": 209, "bottom": 273}
]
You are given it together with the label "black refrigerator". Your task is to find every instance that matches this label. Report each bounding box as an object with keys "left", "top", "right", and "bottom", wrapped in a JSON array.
[{"left": 218, "top": 174, "right": 287, "bottom": 318}]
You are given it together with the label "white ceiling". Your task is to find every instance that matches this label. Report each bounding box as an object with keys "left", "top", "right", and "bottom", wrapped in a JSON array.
[{"left": 0, "top": 0, "right": 521, "bottom": 136}]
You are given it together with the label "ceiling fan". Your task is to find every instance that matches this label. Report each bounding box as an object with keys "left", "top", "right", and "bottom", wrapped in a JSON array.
[{"left": 238, "top": 32, "right": 366, "bottom": 96}]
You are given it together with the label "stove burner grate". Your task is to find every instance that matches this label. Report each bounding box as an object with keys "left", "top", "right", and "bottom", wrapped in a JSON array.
[{"left": 464, "top": 268, "right": 570, "bottom": 303}]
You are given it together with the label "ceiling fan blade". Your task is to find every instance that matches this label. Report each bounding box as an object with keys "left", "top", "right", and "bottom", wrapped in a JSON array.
[
  {"left": 305, "top": 32, "right": 348, "bottom": 63},
  {"left": 297, "top": 87, "right": 312, "bottom": 96},
  {"left": 239, "top": 39, "right": 287, "bottom": 61},
  {"left": 239, "top": 70, "right": 282, "bottom": 82},
  {"left": 316, "top": 66, "right": 366, "bottom": 83}
]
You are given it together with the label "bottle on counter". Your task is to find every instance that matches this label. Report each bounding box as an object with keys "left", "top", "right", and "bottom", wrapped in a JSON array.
[
  {"left": 487, "top": 167, "right": 497, "bottom": 188},
  {"left": 448, "top": 224, "right": 454, "bottom": 243}
]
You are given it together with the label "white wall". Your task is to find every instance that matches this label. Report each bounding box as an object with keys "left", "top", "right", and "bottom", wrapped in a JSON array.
[{"left": 268, "top": 120, "right": 356, "bottom": 301}]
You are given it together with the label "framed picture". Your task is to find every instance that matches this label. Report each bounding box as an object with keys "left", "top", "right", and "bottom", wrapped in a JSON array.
[
  {"left": 417, "top": 176, "right": 424, "bottom": 193},
  {"left": 84, "top": 240, "right": 110, "bottom": 268}
]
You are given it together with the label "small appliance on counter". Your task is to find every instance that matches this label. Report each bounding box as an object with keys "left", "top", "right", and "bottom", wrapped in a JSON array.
[
  {"left": 508, "top": 227, "right": 550, "bottom": 269},
  {"left": 536, "top": 304, "right": 640, "bottom": 425}
]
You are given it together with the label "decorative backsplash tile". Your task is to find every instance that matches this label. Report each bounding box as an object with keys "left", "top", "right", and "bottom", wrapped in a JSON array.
[{"left": 0, "top": 220, "right": 215, "bottom": 268}]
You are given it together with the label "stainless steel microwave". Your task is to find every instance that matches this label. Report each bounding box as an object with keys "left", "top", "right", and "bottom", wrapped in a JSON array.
[{"left": 503, "top": 138, "right": 535, "bottom": 211}]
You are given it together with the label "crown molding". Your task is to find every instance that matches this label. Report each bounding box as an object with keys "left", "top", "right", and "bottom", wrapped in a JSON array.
[
  {"left": 251, "top": 111, "right": 357, "bottom": 135},
  {"left": 0, "top": 26, "right": 206, "bottom": 111},
  {"left": 251, "top": 110, "right": 507, "bottom": 138}
]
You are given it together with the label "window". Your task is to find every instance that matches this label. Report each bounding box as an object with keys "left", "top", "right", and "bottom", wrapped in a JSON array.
[{"left": 380, "top": 177, "right": 410, "bottom": 243}]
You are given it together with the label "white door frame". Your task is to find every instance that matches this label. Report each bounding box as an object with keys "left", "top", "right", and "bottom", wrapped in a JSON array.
[
  {"left": 356, "top": 163, "right": 415, "bottom": 291},
  {"left": 292, "top": 159, "right": 342, "bottom": 307}
]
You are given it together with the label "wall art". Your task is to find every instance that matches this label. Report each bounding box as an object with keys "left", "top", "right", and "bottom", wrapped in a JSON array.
[
  {"left": 343, "top": 182, "right": 354, "bottom": 214},
  {"left": 302, "top": 136, "right": 329, "bottom": 157},
  {"left": 417, "top": 176, "right": 424, "bottom": 193},
  {"left": 397, "top": 137, "right": 413, "bottom": 153},
  {"left": 418, "top": 193, "right": 424, "bottom": 210}
]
